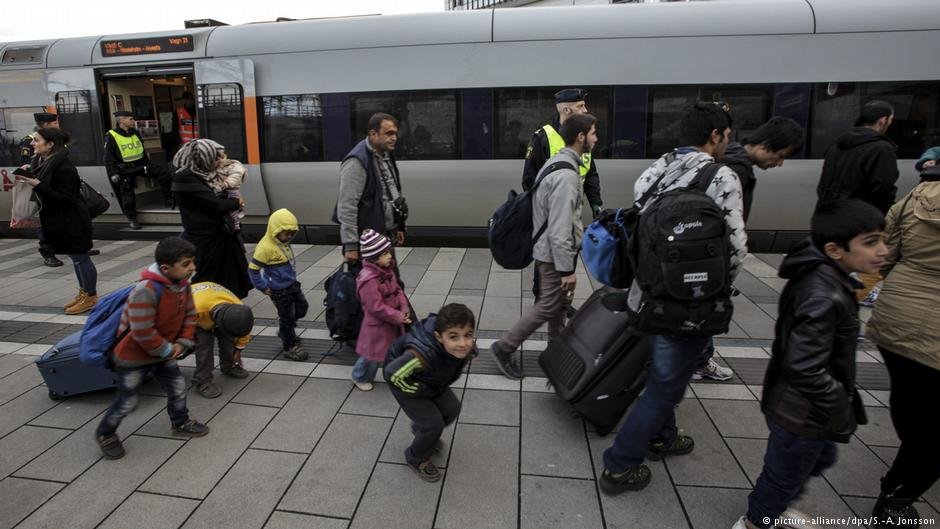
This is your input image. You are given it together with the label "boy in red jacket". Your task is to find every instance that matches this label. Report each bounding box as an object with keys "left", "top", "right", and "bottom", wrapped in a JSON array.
[{"left": 95, "top": 237, "right": 209, "bottom": 459}]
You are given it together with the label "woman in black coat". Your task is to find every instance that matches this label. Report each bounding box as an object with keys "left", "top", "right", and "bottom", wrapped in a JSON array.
[
  {"left": 171, "top": 138, "right": 252, "bottom": 298},
  {"left": 16, "top": 128, "right": 98, "bottom": 314}
]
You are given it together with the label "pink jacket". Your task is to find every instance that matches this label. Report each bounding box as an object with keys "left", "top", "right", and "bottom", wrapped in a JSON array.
[{"left": 355, "top": 261, "right": 409, "bottom": 362}]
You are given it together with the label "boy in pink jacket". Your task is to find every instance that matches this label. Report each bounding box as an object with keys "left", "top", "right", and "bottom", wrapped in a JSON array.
[{"left": 352, "top": 229, "right": 411, "bottom": 391}]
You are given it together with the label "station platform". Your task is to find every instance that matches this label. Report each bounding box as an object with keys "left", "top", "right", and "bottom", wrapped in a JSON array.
[{"left": 0, "top": 237, "right": 936, "bottom": 529}]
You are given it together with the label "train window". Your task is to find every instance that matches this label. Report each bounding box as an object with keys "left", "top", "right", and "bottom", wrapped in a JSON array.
[
  {"left": 198, "top": 83, "right": 245, "bottom": 162},
  {"left": 810, "top": 81, "right": 940, "bottom": 159},
  {"left": 0, "top": 107, "right": 46, "bottom": 167},
  {"left": 349, "top": 90, "right": 458, "bottom": 160},
  {"left": 647, "top": 85, "right": 773, "bottom": 157},
  {"left": 494, "top": 87, "right": 612, "bottom": 159},
  {"left": 261, "top": 95, "right": 324, "bottom": 162},
  {"left": 55, "top": 91, "right": 100, "bottom": 166}
]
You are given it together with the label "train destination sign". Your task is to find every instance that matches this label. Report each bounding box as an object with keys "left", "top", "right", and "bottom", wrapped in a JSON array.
[{"left": 101, "top": 36, "right": 194, "bottom": 57}]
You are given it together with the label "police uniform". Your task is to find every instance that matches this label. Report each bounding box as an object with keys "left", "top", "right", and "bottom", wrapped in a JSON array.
[
  {"left": 521, "top": 88, "right": 603, "bottom": 215},
  {"left": 104, "top": 111, "right": 148, "bottom": 228}
]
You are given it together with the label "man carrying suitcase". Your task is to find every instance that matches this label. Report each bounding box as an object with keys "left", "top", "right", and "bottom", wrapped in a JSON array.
[
  {"left": 599, "top": 102, "right": 746, "bottom": 494},
  {"left": 490, "top": 113, "right": 598, "bottom": 379}
]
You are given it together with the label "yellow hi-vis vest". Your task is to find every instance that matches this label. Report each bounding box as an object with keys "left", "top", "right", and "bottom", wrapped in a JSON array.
[
  {"left": 543, "top": 124, "right": 591, "bottom": 177},
  {"left": 107, "top": 129, "right": 145, "bottom": 162}
]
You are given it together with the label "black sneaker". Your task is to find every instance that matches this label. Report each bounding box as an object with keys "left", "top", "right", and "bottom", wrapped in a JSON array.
[
  {"left": 873, "top": 493, "right": 921, "bottom": 526},
  {"left": 490, "top": 342, "right": 523, "bottom": 380},
  {"left": 195, "top": 381, "right": 221, "bottom": 399},
  {"left": 409, "top": 459, "right": 442, "bottom": 482},
  {"left": 172, "top": 419, "right": 210, "bottom": 437},
  {"left": 43, "top": 256, "right": 64, "bottom": 267},
  {"left": 599, "top": 465, "right": 651, "bottom": 495},
  {"left": 223, "top": 365, "right": 250, "bottom": 379},
  {"left": 129, "top": 220, "right": 142, "bottom": 230},
  {"left": 96, "top": 433, "right": 125, "bottom": 460},
  {"left": 87, "top": 249, "right": 100, "bottom": 256},
  {"left": 647, "top": 435, "right": 695, "bottom": 461},
  {"left": 283, "top": 343, "right": 309, "bottom": 362}
]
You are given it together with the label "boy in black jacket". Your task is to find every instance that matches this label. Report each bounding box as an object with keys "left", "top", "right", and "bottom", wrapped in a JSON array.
[
  {"left": 732, "top": 200, "right": 888, "bottom": 529},
  {"left": 385, "top": 303, "right": 477, "bottom": 482}
]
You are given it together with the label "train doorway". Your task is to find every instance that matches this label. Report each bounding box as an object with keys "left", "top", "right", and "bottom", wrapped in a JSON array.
[{"left": 97, "top": 65, "right": 196, "bottom": 213}]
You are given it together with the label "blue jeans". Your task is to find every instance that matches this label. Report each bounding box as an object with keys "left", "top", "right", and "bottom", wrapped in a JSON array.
[
  {"left": 746, "top": 417, "right": 837, "bottom": 529},
  {"left": 352, "top": 356, "right": 380, "bottom": 383},
  {"left": 271, "top": 281, "right": 309, "bottom": 350},
  {"left": 96, "top": 360, "right": 190, "bottom": 437},
  {"left": 696, "top": 337, "right": 716, "bottom": 369},
  {"left": 603, "top": 335, "right": 706, "bottom": 471},
  {"left": 68, "top": 253, "right": 97, "bottom": 295}
]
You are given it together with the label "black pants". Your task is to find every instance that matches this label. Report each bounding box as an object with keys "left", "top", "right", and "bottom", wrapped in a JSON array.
[
  {"left": 271, "top": 281, "right": 309, "bottom": 350},
  {"left": 879, "top": 347, "right": 940, "bottom": 500},
  {"left": 112, "top": 169, "right": 143, "bottom": 221},
  {"left": 37, "top": 227, "right": 54, "bottom": 258},
  {"left": 391, "top": 387, "right": 461, "bottom": 465}
]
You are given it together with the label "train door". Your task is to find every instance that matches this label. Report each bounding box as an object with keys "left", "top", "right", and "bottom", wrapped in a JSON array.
[
  {"left": 97, "top": 64, "right": 196, "bottom": 214},
  {"left": 193, "top": 58, "right": 268, "bottom": 218}
]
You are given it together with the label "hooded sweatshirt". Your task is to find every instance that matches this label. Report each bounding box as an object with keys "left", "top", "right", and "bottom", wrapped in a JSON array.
[
  {"left": 384, "top": 314, "right": 475, "bottom": 398},
  {"left": 720, "top": 142, "right": 757, "bottom": 222},
  {"left": 817, "top": 127, "right": 899, "bottom": 214},
  {"left": 249, "top": 208, "right": 299, "bottom": 292},
  {"left": 191, "top": 281, "right": 252, "bottom": 349},
  {"left": 113, "top": 264, "right": 197, "bottom": 368}
]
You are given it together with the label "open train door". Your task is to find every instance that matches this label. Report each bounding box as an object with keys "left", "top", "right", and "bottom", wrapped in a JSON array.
[{"left": 193, "top": 58, "right": 269, "bottom": 217}]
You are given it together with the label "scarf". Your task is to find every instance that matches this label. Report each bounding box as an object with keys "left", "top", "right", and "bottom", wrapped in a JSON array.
[{"left": 172, "top": 138, "right": 225, "bottom": 177}]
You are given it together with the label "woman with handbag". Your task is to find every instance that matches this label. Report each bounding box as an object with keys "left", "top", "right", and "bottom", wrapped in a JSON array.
[
  {"left": 865, "top": 179, "right": 940, "bottom": 526},
  {"left": 15, "top": 128, "right": 98, "bottom": 314}
]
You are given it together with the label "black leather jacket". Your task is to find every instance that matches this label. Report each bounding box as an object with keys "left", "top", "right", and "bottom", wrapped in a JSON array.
[{"left": 761, "top": 238, "right": 867, "bottom": 443}]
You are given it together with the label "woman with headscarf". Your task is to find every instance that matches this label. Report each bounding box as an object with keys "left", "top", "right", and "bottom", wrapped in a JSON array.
[
  {"left": 172, "top": 139, "right": 252, "bottom": 298},
  {"left": 16, "top": 128, "right": 98, "bottom": 314}
]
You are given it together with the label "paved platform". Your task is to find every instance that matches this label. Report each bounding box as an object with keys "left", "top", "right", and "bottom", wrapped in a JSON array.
[{"left": 0, "top": 237, "right": 936, "bottom": 529}]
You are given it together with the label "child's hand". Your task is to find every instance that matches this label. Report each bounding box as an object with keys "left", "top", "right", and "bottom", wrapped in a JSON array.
[
  {"left": 264, "top": 289, "right": 272, "bottom": 296},
  {"left": 170, "top": 343, "right": 185, "bottom": 359},
  {"left": 402, "top": 312, "right": 412, "bottom": 325}
]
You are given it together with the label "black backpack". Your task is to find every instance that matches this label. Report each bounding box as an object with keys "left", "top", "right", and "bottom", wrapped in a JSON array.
[
  {"left": 323, "top": 264, "right": 363, "bottom": 343},
  {"left": 630, "top": 162, "right": 734, "bottom": 336},
  {"left": 488, "top": 160, "right": 576, "bottom": 270}
]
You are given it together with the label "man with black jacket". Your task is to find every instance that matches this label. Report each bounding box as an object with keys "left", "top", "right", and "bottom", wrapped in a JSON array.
[
  {"left": 731, "top": 200, "right": 887, "bottom": 529},
  {"left": 817, "top": 100, "right": 899, "bottom": 214},
  {"left": 817, "top": 100, "right": 899, "bottom": 305},
  {"left": 104, "top": 111, "right": 149, "bottom": 229},
  {"left": 694, "top": 117, "right": 805, "bottom": 382}
]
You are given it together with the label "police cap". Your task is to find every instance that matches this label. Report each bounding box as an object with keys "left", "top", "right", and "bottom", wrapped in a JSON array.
[
  {"left": 33, "top": 112, "right": 58, "bottom": 124},
  {"left": 554, "top": 88, "right": 587, "bottom": 104},
  {"left": 113, "top": 110, "right": 134, "bottom": 118}
]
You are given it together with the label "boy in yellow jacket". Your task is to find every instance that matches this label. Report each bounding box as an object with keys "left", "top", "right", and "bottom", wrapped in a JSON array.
[
  {"left": 249, "top": 208, "right": 309, "bottom": 362},
  {"left": 191, "top": 281, "right": 254, "bottom": 398}
]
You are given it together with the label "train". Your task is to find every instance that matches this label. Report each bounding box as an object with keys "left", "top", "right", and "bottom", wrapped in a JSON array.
[{"left": 1, "top": 0, "right": 938, "bottom": 251}]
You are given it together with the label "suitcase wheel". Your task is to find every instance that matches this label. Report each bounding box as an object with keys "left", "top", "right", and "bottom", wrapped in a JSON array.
[{"left": 48, "top": 390, "right": 63, "bottom": 401}]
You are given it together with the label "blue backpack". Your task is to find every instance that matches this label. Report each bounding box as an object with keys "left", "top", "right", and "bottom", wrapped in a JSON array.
[
  {"left": 582, "top": 208, "right": 635, "bottom": 288},
  {"left": 79, "top": 281, "right": 164, "bottom": 367},
  {"left": 488, "top": 160, "right": 576, "bottom": 270}
]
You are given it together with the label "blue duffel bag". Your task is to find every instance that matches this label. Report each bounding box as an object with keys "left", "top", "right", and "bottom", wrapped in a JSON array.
[{"left": 582, "top": 208, "right": 635, "bottom": 288}]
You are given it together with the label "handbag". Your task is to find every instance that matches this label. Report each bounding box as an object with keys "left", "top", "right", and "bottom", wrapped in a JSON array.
[
  {"left": 10, "top": 180, "right": 41, "bottom": 229},
  {"left": 80, "top": 180, "right": 110, "bottom": 218}
]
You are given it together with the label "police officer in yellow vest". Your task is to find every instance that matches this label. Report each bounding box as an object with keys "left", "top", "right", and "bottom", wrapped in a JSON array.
[
  {"left": 104, "top": 110, "right": 149, "bottom": 229},
  {"left": 522, "top": 88, "right": 603, "bottom": 217}
]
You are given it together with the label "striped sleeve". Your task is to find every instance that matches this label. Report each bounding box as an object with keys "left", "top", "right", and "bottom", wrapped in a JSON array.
[
  {"left": 126, "top": 281, "right": 173, "bottom": 358},
  {"left": 176, "top": 288, "right": 197, "bottom": 349},
  {"left": 386, "top": 350, "right": 425, "bottom": 394}
]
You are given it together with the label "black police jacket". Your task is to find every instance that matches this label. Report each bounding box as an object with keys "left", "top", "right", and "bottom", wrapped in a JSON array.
[{"left": 761, "top": 238, "right": 867, "bottom": 443}]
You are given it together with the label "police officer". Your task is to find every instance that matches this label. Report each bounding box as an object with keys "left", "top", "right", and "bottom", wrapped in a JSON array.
[
  {"left": 19, "top": 113, "right": 64, "bottom": 267},
  {"left": 522, "top": 88, "right": 603, "bottom": 217},
  {"left": 104, "top": 110, "right": 149, "bottom": 229}
]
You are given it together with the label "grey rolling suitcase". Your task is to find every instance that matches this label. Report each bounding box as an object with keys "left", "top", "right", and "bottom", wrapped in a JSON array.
[
  {"left": 35, "top": 331, "right": 119, "bottom": 400},
  {"left": 538, "top": 287, "right": 651, "bottom": 435}
]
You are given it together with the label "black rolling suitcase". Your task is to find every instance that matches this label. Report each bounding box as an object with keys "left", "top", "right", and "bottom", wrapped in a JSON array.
[
  {"left": 538, "top": 287, "right": 651, "bottom": 435},
  {"left": 35, "top": 331, "right": 119, "bottom": 400}
]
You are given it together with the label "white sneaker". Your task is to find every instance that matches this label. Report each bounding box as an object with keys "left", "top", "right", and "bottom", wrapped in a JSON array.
[
  {"left": 354, "top": 381, "right": 374, "bottom": 392},
  {"left": 776, "top": 508, "right": 818, "bottom": 528},
  {"left": 691, "top": 358, "right": 734, "bottom": 381},
  {"left": 731, "top": 516, "right": 749, "bottom": 529}
]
